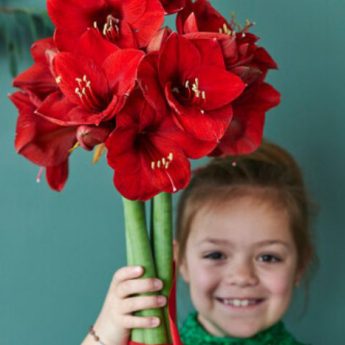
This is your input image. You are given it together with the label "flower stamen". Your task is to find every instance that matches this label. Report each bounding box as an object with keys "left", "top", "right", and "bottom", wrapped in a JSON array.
[
  {"left": 185, "top": 77, "right": 206, "bottom": 101},
  {"left": 36, "top": 167, "right": 44, "bottom": 183},
  {"left": 102, "top": 15, "right": 120, "bottom": 41},
  {"left": 74, "top": 75, "right": 103, "bottom": 111},
  {"left": 219, "top": 23, "right": 232, "bottom": 35},
  {"left": 55, "top": 75, "right": 62, "bottom": 84},
  {"left": 151, "top": 152, "right": 174, "bottom": 170},
  {"left": 69, "top": 141, "right": 80, "bottom": 153}
]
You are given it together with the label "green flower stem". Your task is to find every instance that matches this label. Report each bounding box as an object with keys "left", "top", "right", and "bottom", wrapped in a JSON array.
[
  {"left": 153, "top": 193, "right": 173, "bottom": 344},
  {"left": 122, "top": 198, "right": 168, "bottom": 344}
]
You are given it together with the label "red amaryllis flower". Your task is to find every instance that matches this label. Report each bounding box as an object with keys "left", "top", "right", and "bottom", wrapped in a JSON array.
[
  {"left": 106, "top": 89, "right": 215, "bottom": 200},
  {"left": 37, "top": 30, "right": 144, "bottom": 126},
  {"left": 13, "top": 37, "right": 58, "bottom": 101},
  {"left": 47, "top": 0, "right": 165, "bottom": 51},
  {"left": 177, "top": 0, "right": 277, "bottom": 85},
  {"left": 139, "top": 33, "right": 245, "bottom": 142},
  {"left": 211, "top": 82, "right": 280, "bottom": 155},
  {"left": 221, "top": 31, "right": 278, "bottom": 85},
  {"left": 160, "top": 0, "right": 185, "bottom": 14},
  {"left": 9, "top": 91, "right": 77, "bottom": 191}
]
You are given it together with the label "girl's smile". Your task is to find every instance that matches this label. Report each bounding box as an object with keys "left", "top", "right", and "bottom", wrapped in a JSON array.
[{"left": 178, "top": 195, "right": 302, "bottom": 338}]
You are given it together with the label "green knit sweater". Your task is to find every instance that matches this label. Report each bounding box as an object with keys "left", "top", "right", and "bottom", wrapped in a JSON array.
[{"left": 179, "top": 312, "right": 308, "bottom": 345}]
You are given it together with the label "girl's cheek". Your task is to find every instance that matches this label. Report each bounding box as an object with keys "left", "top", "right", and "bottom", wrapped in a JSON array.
[{"left": 262, "top": 270, "right": 295, "bottom": 295}]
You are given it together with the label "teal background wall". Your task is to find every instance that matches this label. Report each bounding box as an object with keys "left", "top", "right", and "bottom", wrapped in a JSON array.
[{"left": 1, "top": 0, "right": 344, "bottom": 344}]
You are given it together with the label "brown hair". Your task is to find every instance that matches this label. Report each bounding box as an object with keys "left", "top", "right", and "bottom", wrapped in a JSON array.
[{"left": 176, "top": 140, "right": 318, "bottom": 290}]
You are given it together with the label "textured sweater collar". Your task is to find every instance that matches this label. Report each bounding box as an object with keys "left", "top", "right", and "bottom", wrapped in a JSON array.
[{"left": 179, "top": 312, "right": 305, "bottom": 345}]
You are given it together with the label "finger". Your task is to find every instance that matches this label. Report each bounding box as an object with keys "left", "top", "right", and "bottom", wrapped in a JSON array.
[
  {"left": 113, "top": 266, "right": 144, "bottom": 284},
  {"left": 116, "top": 278, "right": 163, "bottom": 298},
  {"left": 120, "top": 295, "right": 167, "bottom": 314},
  {"left": 121, "top": 315, "right": 161, "bottom": 329}
]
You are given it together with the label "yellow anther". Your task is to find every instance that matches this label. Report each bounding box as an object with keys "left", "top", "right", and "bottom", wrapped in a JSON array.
[
  {"left": 92, "top": 144, "right": 106, "bottom": 164},
  {"left": 69, "top": 141, "right": 80, "bottom": 153},
  {"left": 55, "top": 75, "right": 62, "bottom": 84},
  {"left": 151, "top": 161, "right": 155, "bottom": 170},
  {"left": 75, "top": 87, "right": 82, "bottom": 98},
  {"left": 200, "top": 109, "right": 205, "bottom": 114},
  {"left": 168, "top": 152, "right": 173, "bottom": 161},
  {"left": 201, "top": 91, "right": 206, "bottom": 100},
  {"left": 93, "top": 21, "right": 98, "bottom": 29}
]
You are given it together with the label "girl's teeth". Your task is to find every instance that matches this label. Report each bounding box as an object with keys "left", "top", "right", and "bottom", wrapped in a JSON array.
[{"left": 222, "top": 298, "right": 258, "bottom": 307}]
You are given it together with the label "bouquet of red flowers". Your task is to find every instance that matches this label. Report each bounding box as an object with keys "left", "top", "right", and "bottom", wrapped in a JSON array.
[{"left": 9, "top": 0, "right": 280, "bottom": 344}]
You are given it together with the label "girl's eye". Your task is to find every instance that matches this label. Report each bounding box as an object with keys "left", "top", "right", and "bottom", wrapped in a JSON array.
[
  {"left": 203, "top": 251, "right": 225, "bottom": 260},
  {"left": 258, "top": 254, "right": 282, "bottom": 263}
]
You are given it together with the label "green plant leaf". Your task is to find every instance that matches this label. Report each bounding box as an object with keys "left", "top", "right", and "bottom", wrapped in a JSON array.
[{"left": 0, "top": 6, "right": 54, "bottom": 76}]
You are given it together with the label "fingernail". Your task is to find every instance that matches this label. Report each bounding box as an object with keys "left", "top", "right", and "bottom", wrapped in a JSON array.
[
  {"left": 134, "top": 266, "right": 142, "bottom": 273},
  {"left": 154, "top": 279, "right": 163, "bottom": 289},
  {"left": 158, "top": 296, "right": 166, "bottom": 305},
  {"left": 151, "top": 318, "right": 160, "bottom": 327}
]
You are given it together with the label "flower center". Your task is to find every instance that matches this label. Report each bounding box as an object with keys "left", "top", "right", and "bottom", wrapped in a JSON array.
[
  {"left": 151, "top": 152, "right": 174, "bottom": 170},
  {"left": 74, "top": 75, "right": 104, "bottom": 111},
  {"left": 172, "top": 77, "right": 206, "bottom": 113},
  {"left": 93, "top": 14, "right": 120, "bottom": 42}
]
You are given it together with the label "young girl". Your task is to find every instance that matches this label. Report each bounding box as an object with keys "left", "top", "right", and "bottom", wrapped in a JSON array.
[{"left": 82, "top": 141, "right": 316, "bottom": 345}]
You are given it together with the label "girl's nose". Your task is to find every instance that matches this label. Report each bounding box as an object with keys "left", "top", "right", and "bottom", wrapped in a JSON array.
[{"left": 225, "top": 260, "right": 259, "bottom": 287}]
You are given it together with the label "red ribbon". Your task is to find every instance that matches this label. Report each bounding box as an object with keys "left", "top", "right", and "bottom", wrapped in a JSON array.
[{"left": 129, "top": 262, "right": 183, "bottom": 345}]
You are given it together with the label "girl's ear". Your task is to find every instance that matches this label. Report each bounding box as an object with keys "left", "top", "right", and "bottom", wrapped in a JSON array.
[
  {"left": 173, "top": 240, "right": 190, "bottom": 283},
  {"left": 294, "top": 267, "right": 304, "bottom": 287}
]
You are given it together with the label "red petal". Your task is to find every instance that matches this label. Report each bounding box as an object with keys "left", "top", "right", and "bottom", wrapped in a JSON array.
[
  {"left": 215, "top": 110, "right": 265, "bottom": 155},
  {"left": 102, "top": 48, "right": 144, "bottom": 93},
  {"left": 160, "top": 0, "right": 185, "bottom": 14},
  {"left": 118, "top": 0, "right": 146, "bottom": 22},
  {"left": 13, "top": 63, "right": 57, "bottom": 100},
  {"left": 46, "top": 160, "right": 69, "bottom": 191},
  {"left": 196, "top": 66, "right": 245, "bottom": 110},
  {"left": 190, "top": 37, "right": 225, "bottom": 68},
  {"left": 183, "top": 13, "right": 199, "bottom": 33},
  {"left": 158, "top": 33, "right": 201, "bottom": 85},
  {"left": 158, "top": 114, "right": 216, "bottom": 159},
  {"left": 30, "top": 37, "right": 57, "bottom": 64},
  {"left": 76, "top": 29, "right": 119, "bottom": 66},
  {"left": 113, "top": 20, "right": 138, "bottom": 48},
  {"left": 138, "top": 52, "right": 167, "bottom": 114},
  {"left": 147, "top": 27, "right": 172, "bottom": 53},
  {"left": 176, "top": 0, "right": 228, "bottom": 34},
  {"left": 254, "top": 47, "right": 278, "bottom": 70},
  {"left": 127, "top": 0, "right": 165, "bottom": 48}
]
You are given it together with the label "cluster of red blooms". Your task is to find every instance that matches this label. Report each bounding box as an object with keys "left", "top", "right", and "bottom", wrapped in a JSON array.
[{"left": 10, "top": 0, "right": 280, "bottom": 201}]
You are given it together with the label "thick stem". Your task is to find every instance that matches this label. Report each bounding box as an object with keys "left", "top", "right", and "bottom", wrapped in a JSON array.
[
  {"left": 152, "top": 193, "right": 173, "bottom": 343},
  {"left": 122, "top": 198, "right": 168, "bottom": 344}
]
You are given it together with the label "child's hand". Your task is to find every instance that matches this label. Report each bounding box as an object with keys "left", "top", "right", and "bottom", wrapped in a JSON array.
[{"left": 90, "top": 266, "right": 167, "bottom": 345}]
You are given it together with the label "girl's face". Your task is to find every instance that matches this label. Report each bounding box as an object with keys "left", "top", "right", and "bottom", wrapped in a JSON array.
[{"left": 178, "top": 196, "right": 302, "bottom": 338}]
